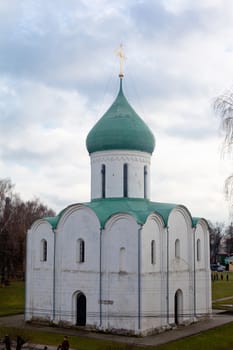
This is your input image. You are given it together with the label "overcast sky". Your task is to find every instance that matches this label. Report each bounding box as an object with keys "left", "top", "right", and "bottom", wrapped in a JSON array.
[{"left": 0, "top": 0, "right": 233, "bottom": 224}]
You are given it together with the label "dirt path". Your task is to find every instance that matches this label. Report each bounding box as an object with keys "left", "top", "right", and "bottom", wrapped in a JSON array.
[{"left": 213, "top": 295, "right": 233, "bottom": 302}]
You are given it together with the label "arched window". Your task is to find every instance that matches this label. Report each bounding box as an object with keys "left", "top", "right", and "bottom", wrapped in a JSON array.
[
  {"left": 197, "top": 239, "right": 201, "bottom": 261},
  {"left": 123, "top": 163, "right": 128, "bottom": 197},
  {"left": 101, "top": 164, "right": 106, "bottom": 198},
  {"left": 119, "top": 247, "right": 126, "bottom": 271},
  {"left": 77, "top": 239, "right": 85, "bottom": 263},
  {"left": 175, "top": 239, "right": 180, "bottom": 258},
  {"left": 151, "top": 240, "right": 156, "bottom": 264},
  {"left": 144, "top": 166, "right": 148, "bottom": 199},
  {"left": 40, "top": 239, "right": 47, "bottom": 262}
]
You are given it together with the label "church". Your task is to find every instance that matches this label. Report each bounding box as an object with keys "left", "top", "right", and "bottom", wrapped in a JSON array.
[{"left": 25, "top": 67, "right": 211, "bottom": 335}]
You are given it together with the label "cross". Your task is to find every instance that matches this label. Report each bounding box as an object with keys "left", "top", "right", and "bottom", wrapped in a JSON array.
[{"left": 116, "top": 43, "right": 126, "bottom": 77}]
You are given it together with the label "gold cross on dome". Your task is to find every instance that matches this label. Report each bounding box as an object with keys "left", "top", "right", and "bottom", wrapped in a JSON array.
[{"left": 116, "top": 43, "right": 126, "bottom": 77}]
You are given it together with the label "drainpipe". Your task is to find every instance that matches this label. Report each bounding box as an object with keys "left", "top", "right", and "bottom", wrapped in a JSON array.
[
  {"left": 193, "top": 227, "right": 196, "bottom": 318},
  {"left": 138, "top": 225, "right": 142, "bottom": 331},
  {"left": 99, "top": 228, "right": 102, "bottom": 327},
  {"left": 52, "top": 228, "right": 56, "bottom": 321},
  {"left": 166, "top": 226, "right": 169, "bottom": 325}
]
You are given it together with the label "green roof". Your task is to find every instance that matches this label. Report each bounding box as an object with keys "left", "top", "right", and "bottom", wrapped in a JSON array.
[
  {"left": 192, "top": 216, "right": 209, "bottom": 229},
  {"left": 85, "top": 198, "right": 176, "bottom": 227},
  {"left": 44, "top": 215, "right": 59, "bottom": 228},
  {"left": 86, "top": 79, "right": 155, "bottom": 154},
  {"left": 44, "top": 198, "right": 200, "bottom": 230}
]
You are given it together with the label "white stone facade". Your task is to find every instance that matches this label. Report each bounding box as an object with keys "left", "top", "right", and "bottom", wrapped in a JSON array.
[
  {"left": 25, "top": 203, "right": 211, "bottom": 335},
  {"left": 90, "top": 150, "right": 151, "bottom": 200}
]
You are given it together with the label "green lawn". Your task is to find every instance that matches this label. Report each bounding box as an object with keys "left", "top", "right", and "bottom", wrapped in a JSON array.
[
  {"left": 212, "top": 272, "right": 233, "bottom": 300},
  {"left": 0, "top": 326, "right": 128, "bottom": 350},
  {"left": 154, "top": 322, "right": 233, "bottom": 350},
  {"left": 0, "top": 281, "right": 24, "bottom": 316}
]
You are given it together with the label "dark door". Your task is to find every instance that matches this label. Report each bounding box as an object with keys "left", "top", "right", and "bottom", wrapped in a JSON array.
[
  {"left": 174, "top": 289, "right": 182, "bottom": 325},
  {"left": 174, "top": 291, "right": 178, "bottom": 325},
  {"left": 76, "top": 293, "right": 86, "bottom": 326}
]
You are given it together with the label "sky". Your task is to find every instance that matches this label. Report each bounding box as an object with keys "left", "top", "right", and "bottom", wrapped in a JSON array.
[{"left": 0, "top": 0, "right": 233, "bottom": 224}]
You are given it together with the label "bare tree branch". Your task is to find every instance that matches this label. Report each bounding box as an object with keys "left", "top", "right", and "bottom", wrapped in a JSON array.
[
  {"left": 214, "top": 92, "right": 233, "bottom": 154},
  {"left": 214, "top": 90, "right": 233, "bottom": 215},
  {"left": 225, "top": 175, "right": 233, "bottom": 218}
]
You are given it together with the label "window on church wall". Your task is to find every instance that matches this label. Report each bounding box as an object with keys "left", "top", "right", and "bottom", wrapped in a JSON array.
[
  {"left": 144, "top": 166, "right": 148, "bottom": 199},
  {"left": 175, "top": 239, "right": 180, "bottom": 258},
  {"left": 151, "top": 240, "right": 156, "bottom": 264},
  {"left": 123, "top": 163, "right": 128, "bottom": 197},
  {"left": 119, "top": 247, "right": 126, "bottom": 271},
  {"left": 101, "top": 164, "right": 106, "bottom": 198},
  {"left": 77, "top": 239, "right": 85, "bottom": 263},
  {"left": 40, "top": 239, "right": 47, "bottom": 262},
  {"left": 197, "top": 239, "right": 201, "bottom": 261}
]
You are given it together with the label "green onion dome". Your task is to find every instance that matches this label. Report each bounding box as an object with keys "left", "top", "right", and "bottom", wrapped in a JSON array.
[{"left": 86, "top": 79, "right": 155, "bottom": 154}]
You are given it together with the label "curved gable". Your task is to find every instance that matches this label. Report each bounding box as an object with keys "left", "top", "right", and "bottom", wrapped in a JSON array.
[
  {"left": 145, "top": 211, "right": 166, "bottom": 229},
  {"left": 193, "top": 217, "right": 209, "bottom": 231},
  {"left": 56, "top": 203, "right": 100, "bottom": 231},
  {"left": 104, "top": 211, "right": 139, "bottom": 231},
  {"left": 30, "top": 218, "right": 54, "bottom": 233},
  {"left": 168, "top": 205, "right": 193, "bottom": 229}
]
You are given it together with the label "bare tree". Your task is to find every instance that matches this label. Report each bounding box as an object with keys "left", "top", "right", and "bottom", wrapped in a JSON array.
[
  {"left": 224, "top": 222, "right": 233, "bottom": 255},
  {"left": 0, "top": 178, "right": 55, "bottom": 283},
  {"left": 214, "top": 90, "right": 233, "bottom": 215},
  {"left": 209, "top": 222, "right": 224, "bottom": 263}
]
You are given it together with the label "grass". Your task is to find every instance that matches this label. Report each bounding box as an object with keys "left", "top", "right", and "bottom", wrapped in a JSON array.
[
  {"left": 154, "top": 322, "right": 233, "bottom": 350},
  {"left": 1, "top": 323, "right": 233, "bottom": 350},
  {"left": 211, "top": 271, "right": 233, "bottom": 310},
  {"left": 1, "top": 278, "right": 233, "bottom": 349},
  {"left": 0, "top": 326, "right": 129, "bottom": 350},
  {"left": 211, "top": 271, "right": 233, "bottom": 300},
  {"left": 0, "top": 281, "right": 24, "bottom": 316}
]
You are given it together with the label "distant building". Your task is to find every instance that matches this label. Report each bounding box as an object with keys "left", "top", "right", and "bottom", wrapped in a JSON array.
[{"left": 25, "top": 72, "right": 211, "bottom": 336}]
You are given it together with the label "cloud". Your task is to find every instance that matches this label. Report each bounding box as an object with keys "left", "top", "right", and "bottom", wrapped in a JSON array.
[
  {"left": 0, "top": 1, "right": 231, "bottom": 223},
  {"left": 162, "top": 0, "right": 227, "bottom": 14},
  {"left": 152, "top": 135, "right": 229, "bottom": 222},
  {"left": 0, "top": 77, "right": 92, "bottom": 211}
]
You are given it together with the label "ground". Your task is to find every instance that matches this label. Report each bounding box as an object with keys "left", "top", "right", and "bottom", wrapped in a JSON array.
[{"left": 0, "top": 311, "right": 233, "bottom": 348}]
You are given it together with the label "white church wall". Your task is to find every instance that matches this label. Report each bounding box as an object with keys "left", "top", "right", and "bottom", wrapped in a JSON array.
[
  {"left": 195, "top": 220, "right": 211, "bottom": 316},
  {"left": 25, "top": 220, "right": 54, "bottom": 321},
  {"left": 54, "top": 205, "right": 101, "bottom": 326},
  {"left": 25, "top": 202, "right": 211, "bottom": 334},
  {"left": 90, "top": 150, "right": 151, "bottom": 200},
  {"left": 168, "top": 208, "right": 195, "bottom": 325},
  {"left": 101, "top": 214, "right": 140, "bottom": 333},
  {"left": 140, "top": 214, "right": 167, "bottom": 331}
]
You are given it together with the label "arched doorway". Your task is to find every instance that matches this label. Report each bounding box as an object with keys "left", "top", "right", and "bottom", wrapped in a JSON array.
[
  {"left": 76, "top": 292, "right": 86, "bottom": 326},
  {"left": 174, "top": 289, "right": 183, "bottom": 325}
]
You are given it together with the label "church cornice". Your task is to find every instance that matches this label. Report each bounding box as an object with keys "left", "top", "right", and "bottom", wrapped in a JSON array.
[{"left": 91, "top": 151, "right": 151, "bottom": 165}]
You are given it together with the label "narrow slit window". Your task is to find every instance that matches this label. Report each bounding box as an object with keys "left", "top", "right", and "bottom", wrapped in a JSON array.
[
  {"left": 197, "top": 239, "right": 201, "bottom": 261},
  {"left": 77, "top": 239, "right": 85, "bottom": 263},
  {"left": 101, "top": 164, "right": 106, "bottom": 198},
  {"left": 175, "top": 239, "right": 180, "bottom": 258},
  {"left": 119, "top": 247, "right": 126, "bottom": 271},
  {"left": 151, "top": 240, "right": 156, "bottom": 264},
  {"left": 40, "top": 239, "right": 47, "bottom": 262},
  {"left": 123, "top": 163, "right": 128, "bottom": 197},
  {"left": 144, "top": 166, "right": 148, "bottom": 198}
]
